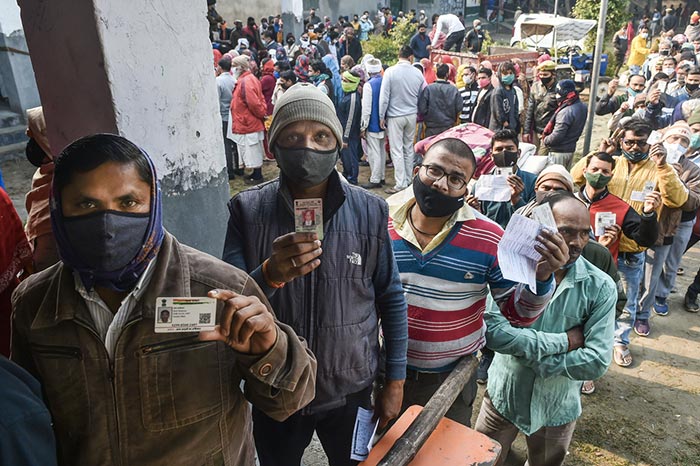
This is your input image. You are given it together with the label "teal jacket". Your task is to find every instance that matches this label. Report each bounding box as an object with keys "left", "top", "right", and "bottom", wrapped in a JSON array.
[{"left": 484, "top": 256, "right": 616, "bottom": 435}]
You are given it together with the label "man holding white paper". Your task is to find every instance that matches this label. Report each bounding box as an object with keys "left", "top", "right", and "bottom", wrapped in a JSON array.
[
  {"left": 11, "top": 134, "right": 317, "bottom": 466},
  {"left": 477, "top": 192, "right": 616, "bottom": 466},
  {"left": 386, "top": 138, "right": 568, "bottom": 427},
  {"left": 471, "top": 129, "right": 537, "bottom": 229}
]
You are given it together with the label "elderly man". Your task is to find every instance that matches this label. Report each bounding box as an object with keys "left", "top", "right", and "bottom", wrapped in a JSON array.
[
  {"left": 223, "top": 83, "right": 408, "bottom": 466},
  {"left": 476, "top": 192, "right": 616, "bottom": 466},
  {"left": 387, "top": 138, "right": 567, "bottom": 426},
  {"left": 339, "top": 27, "right": 363, "bottom": 64},
  {"left": 231, "top": 55, "right": 267, "bottom": 184},
  {"left": 361, "top": 57, "right": 387, "bottom": 189},
  {"left": 11, "top": 134, "right": 316, "bottom": 466},
  {"left": 465, "top": 19, "right": 484, "bottom": 53}
]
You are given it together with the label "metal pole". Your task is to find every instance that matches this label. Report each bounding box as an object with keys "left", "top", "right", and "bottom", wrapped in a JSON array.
[
  {"left": 582, "top": 0, "right": 609, "bottom": 156},
  {"left": 554, "top": 0, "right": 558, "bottom": 17}
]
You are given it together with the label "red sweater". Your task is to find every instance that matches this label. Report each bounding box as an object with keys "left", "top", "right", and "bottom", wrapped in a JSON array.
[{"left": 231, "top": 71, "right": 266, "bottom": 135}]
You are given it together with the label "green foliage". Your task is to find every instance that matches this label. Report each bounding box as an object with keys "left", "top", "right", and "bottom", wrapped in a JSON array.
[
  {"left": 572, "top": 0, "right": 628, "bottom": 51},
  {"left": 362, "top": 15, "right": 419, "bottom": 66}
]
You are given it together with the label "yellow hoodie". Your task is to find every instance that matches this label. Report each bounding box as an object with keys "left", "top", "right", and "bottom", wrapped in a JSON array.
[
  {"left": 571, "top": 155, "right": 688, "bottom": 253},
  {"left": 627, "top": 35, "right": 651, "bottom": 67}
]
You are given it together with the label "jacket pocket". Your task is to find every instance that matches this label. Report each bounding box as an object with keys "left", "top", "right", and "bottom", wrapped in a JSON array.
[
  {"left": 31, "top": 344, "right": 90, "bottom": 437},
  {"left": 138, "top": 337, "right": 223, "bottom": 432}
]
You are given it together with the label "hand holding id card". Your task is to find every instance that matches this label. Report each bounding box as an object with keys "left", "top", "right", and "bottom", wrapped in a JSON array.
[
  {"left": 295, "top": 198, "right": 323, "bottom": 240},
  {"left": 155, "top": 297, "right": 217, "bottom": 333}
]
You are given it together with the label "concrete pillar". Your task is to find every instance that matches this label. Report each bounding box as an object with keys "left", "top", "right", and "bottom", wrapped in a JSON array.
[
  {"left": 18, "top": 0, "right": 230, "bottom": 256},
  {"left": 281, "top": 0, "right": 304, "bottom": 43},
  {"left": 0, "top": 2, "right": 40, "bottom": 115}
]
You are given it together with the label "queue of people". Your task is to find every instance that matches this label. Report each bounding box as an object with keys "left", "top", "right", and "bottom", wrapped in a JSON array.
[{"left": 1, "top": 5, "right": 699, "bottom": 466}]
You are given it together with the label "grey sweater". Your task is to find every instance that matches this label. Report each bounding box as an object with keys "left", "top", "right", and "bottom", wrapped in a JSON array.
[{"left": 379, "top": 60, "right": 425, "bottom": 118}]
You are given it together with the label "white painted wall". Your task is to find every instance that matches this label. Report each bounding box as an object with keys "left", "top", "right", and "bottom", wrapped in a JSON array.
[
  {"left": 94, "top": 0, "right": 226, "bottom": 189},
  {"left": 0, "top": 1, "right": 24, "bottom": 36}
]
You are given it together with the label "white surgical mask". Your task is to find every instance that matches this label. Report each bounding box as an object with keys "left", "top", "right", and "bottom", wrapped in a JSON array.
[
  {"left": 663, "top": 67, "right": 676, "bottom": 76},
  {"left": 664, "top": 141, "right": 687, "bottom": 163},
  {"left": 465, "top": 75, "right": 474, "bottom": 84},
  {"left": 641, "top": 32, "right": 649, "bottom": 38},
  {"left": 300, "top": 38, "right": 310, "bottom": 47}
]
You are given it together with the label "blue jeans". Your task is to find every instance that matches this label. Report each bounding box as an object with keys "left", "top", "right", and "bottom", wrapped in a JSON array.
[
  {"left": 657, "top": 220, "right": 695, "bottom": 299},
  {"left": 616, "top": 251, "right": 646, "bottom": 346},
  {"left": 341, "top": 137, "right": 361, "bottom": 184},
  {"left": 638, "top": 244, "right": 672, "bottom": 322}
]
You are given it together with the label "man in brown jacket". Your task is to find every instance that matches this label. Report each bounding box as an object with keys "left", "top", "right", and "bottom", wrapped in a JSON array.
[{"left": 11, "top": 134, "right": 316, "bottom": 466}]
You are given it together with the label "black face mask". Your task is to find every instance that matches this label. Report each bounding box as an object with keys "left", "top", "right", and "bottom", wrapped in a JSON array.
[
  {"left": 287, "top": 38, "right": 295, "bottom": 44},
  {"left": 540, "top": 76, "right": 553, "bottom": 86},
  {"left": 492, "top": 150, "right": 519, "bottom": 168},
  {"left": 25, "top": 138, "right": 49, "bottom": 167},
  {"left": 275, "top": 146, "right": 339, "bottom": 188},
  {"left": 412, "top": 175, "right": 465, "bottom": 218},
  {"left": 660, "top": 50, "right": 670, "bottom": 56},
  {"left": 687, "top": 83, "right": 700, "bottom": 92},
  {"left": 62, "top": 210, "right": 149, "bottom": 272}
]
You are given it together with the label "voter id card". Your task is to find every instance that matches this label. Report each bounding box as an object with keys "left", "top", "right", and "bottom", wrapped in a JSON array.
[
  {"left": 495, "top": 167, "right": 515, "bottom": 176},
  {"left": 294, "top": 198, "right": 324, "bottom": 240},
  {"left": 155, "top": 297, "right": 217, "bottom": 333},
  {"left": 594, "top": 212, "right": 616, "bottom": 236},
  {"left": 631, "top": 181, "right": 655, "bottom": 202},
  {"left": 647, "top": 130, "right": 663, "bottom": 145}
]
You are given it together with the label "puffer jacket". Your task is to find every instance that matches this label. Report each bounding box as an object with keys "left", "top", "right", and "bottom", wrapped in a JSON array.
[
  {"left": 11, "top": 233, "right": 317, "bottom": 466},
  {"left": 417, "top": 80, "right": 463, "bottom": 130},
  {"left": 572, "top": 155, "right": 689, "bottom": 253},
  {"left": 542, "top": 99, "right": 588, "bottom": 153},
  {"left": 223, "top": 171, "right": 408, "bottom": 414},
  {"left": 231, "top": 71, "right": 267, "bottom": 134}
]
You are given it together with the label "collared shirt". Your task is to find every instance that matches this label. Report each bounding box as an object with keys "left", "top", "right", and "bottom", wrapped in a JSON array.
[
  {"left": 73, "top": 258, "right": 157, "bottom": 360},
  {"left": 387, "top": 186, "right": 474, "bottom": 254},
  {"left": 484, "top": 257, "right": 616, "bottom": 435}
]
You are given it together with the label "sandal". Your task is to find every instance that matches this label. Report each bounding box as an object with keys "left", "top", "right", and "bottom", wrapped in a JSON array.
[
  {"left": 614, "top": 345, "right": 632, "bottom": 367},
  {"left": 581, "top": 380, "right": 596, "bottom": 395}
]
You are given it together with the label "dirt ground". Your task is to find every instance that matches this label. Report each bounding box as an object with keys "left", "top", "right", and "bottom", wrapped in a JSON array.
[{"left": 2, "top": 105, "right": 699, "bottom": 466}]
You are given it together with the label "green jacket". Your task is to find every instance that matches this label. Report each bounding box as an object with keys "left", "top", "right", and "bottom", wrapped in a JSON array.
[{"left": 484, "top": 256, "right": 615, "bottom": 435}]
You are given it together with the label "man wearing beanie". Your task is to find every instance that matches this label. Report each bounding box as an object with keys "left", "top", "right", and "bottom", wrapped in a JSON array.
[
  {"left": 639, "top": 122, "right": 700, "bottom": 321},
  {"left": 541, "top": 79, "right": 587, "bottom": 169},
  {"left": 230, "top": 55, "right": 267, "bottom": 184},
  {"left": 223, "top": 83, "right": 408, "bottom": 466},
  {"left": 361, "top": 58, "right": 387, "bottom": 189}
]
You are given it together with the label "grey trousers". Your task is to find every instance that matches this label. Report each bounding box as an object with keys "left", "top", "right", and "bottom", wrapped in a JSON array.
[
  {"left": 475, "top": 392, "right": 577, "bottom": 466},
  {"left": 387, "top": 114, "right": 417, "bottom": 190},
  {"left": 365, "top": 132, "right": 386, "bottom": 184}
]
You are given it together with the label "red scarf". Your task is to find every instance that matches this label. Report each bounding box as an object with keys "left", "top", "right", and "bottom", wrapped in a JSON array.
[{"left": 542, "top": 91, "right": 578, "bottom": 137}]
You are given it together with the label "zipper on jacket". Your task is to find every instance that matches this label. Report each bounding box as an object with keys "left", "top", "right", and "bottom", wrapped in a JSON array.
[
  {"left": 30, "top": 343, "right": 82, "bottom": 359},
  {"left": 140, "top": 336, "right": 206, "bottom": 355}
]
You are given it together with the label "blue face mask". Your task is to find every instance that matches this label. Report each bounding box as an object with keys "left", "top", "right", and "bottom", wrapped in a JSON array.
[
  {"left": 501, "top": 74, "right": 515, "bottom": 85},
  {"left": 691, "top": 133, "right": 700, "bottom": 149},
  {"left": 628, "top": 88, "right": 639, "bottom": 98},
  {"left": 273, "top": 71, "right": 280, "bottom": 79},
  {"left": 622, "top": 148, "right": 649, "bottom": 163}
]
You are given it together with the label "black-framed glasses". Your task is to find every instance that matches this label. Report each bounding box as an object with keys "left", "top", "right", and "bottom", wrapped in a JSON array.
[
  {"left": 621, "top": 139, "right": 650, "bottom": 148},
  {"left": 420, "top": 164, "right": 468, "bottom": 190}
]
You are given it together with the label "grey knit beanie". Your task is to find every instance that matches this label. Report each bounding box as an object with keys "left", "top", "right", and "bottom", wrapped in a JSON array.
[{"left": 268, "top": 82, "right": 343, "bottom": 149}]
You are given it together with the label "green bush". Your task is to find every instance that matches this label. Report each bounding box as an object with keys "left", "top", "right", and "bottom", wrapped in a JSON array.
[
  {"left": 572, "top": 0, "right": 628, "bottom": 51},
  {"left": 363, "top": 15, "right": 419, "bottom": 66}
]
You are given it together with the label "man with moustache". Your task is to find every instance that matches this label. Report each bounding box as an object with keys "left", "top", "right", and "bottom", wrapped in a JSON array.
[{"left": 476, "top": 192, "right": 616, "bottom": 466}]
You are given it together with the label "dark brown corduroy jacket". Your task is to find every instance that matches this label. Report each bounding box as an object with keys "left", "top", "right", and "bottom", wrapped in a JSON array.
[{"left": 11, "top": 232, "right": 316, "bottom": 466}]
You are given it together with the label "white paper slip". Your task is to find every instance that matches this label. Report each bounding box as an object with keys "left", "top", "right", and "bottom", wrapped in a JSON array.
[
  {"left": 294, "top": 198, "right": 324, "bottom": 240},
  {"left": 474, "top": 174, "right": 511, "bottom": 202},
  {"left": 594, "top": 212, "right": 617, "bottom": 237},
  {"left": 350, "top": 407, "right": 379, "bottom": 462},
  {"left": 531, "top": 203, "right": 558, "bottom": 231},
  {"left": 647, "top": 130, "right": 662, "bottom": 145},
  {"left": 497, "top": 214, "right": 545, "bottom": 290},
  {"left": 154, "top": 297, "right": 217, "bottom": 333}
]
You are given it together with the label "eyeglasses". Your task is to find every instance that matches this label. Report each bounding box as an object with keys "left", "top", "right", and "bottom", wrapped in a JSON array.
[
  {"left": 420, "top": 164, "right": 468, "bottom": 190},
  {"left": 622, "top": 139, "right": 650, "bottom": 148}
]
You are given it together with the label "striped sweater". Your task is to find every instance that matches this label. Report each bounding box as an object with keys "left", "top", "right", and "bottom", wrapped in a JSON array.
[{"left": 389, "top": 208, "right": 553, "bottom": 372}]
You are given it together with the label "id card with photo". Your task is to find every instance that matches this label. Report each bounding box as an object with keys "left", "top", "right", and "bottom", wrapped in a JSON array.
[
  {"left": 294, "top": 198, "right": 324, "bottom": 240},
  {"left": 631, "top": 181, "right": 655, "bottom": 202},
  {"left": 155, "top": 297, "right": 217, "bottom": 333},
  {"left": 594, "top": 212, "right": 617, "bottom": 237}
]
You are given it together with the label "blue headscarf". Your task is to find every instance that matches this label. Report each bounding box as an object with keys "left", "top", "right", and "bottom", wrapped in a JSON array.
[{"left": 51, "top": 134, "right": 164, "bottom": 292}]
